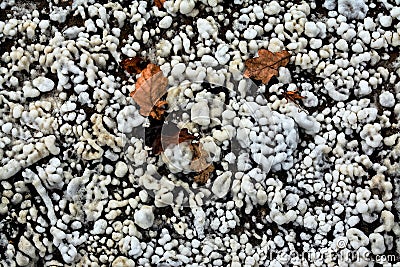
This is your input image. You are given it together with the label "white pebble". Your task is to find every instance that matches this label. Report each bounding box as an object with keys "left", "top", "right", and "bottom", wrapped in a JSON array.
[{"left": 159, "top": 16, "right": 173, "bottom": 29}]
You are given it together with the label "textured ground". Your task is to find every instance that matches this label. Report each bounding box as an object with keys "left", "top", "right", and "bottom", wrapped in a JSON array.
[{"left": 0, "top": 0, "right": 400, "bottom": 266}]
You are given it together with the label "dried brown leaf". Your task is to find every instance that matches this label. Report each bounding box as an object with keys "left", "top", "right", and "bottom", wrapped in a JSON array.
[
  {"left": 130, "top": 64, "right": 168, "bottom": 117},
  {"left": 244, "top": 49, "right": 290, "bottom": 84}
]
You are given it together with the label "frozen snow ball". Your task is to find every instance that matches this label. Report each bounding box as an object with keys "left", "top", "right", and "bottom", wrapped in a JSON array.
[
  {"left": 335, "top": 39, "right": 348, "bottom": 51},
  {"left": 357, "top": 80, "right": 371, "bottom": 96},
  {"left": 180, "top": 0, "right": 196, "bottom": 14},
  {"left": 115, "top": 161, "right": 128, "bottom": 177},
  {"left": 134, "top": 205, "right": 154, "bottom": 229},
  {"left": 304, "top": 22, "right": 320, "bottom": 38},
  {"left": 379, "top": 15, "right": 392, "bottom": 28},
  {"left": 243, "top": 28, "right": 257, "bottom": 40},
  {"left": 379, "top": 91, "right": 395, "bottom": 108},
  {"left": 159, "top": 16, "right": 173, "bottom": 29},
  {"left": 346, "top": 228, "right": 369, "bottom": 249},
  {"left": 32, "top": 76, "right": 55, "bottom": 92}
]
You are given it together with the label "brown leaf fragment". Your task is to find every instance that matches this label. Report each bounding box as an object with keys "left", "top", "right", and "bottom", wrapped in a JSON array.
[
  {"left": 131, "top": 66, "right": 168, "bottom": 117},
  {"left": 283, "top": 89, "right": 305, "bottom": 102},
  {"left": 194, "top": 164, "right": 214, "bottom": 184},
  {"left": 189, "top": 143, "right": 212, "bottom": 173},
  {"left": 244, "top": 49, "right": 290, "bottom": 84},
  {"left": 121, "top": 57, "right": 149, "bottom": 74},
  {"left": 154, "top": 0, "right": 166, "bottom": 8},
  {"left": 282, "top": 89, "right": 308, "bottom": 113},
  {"left": 149, "top": 100, "right": 168, "bottom": 121}
]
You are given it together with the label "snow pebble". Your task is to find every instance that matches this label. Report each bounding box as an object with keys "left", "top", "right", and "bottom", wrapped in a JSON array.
[
  {"left": 379, "top": 91, "right": 395, "bottom": 107},
  {"left": 346, "top": 228, "right": 369, "bottom": 249},
  {"left": 358, "top": 80, "right": 371, "bottom": 96},
  {"left": 215, "top": 44, "right": 230, "bottom": 65},
  {"left": 266, "top": 1, "right": 282, "bottom": 15},
  {"left": 212, "top": 172, "right": 232, "bottom": 198},
  {"left": 356, "top": 200, "right": 369, "bottom": 213},
  {"left": 303, "top": 214, "right": 318, "bottom": 229},
  {"left": 335, "top": 39, "right": 348, "bottom": 51},
  {"left": 2, "top": 122, "right": 12, "bottom": 134},
  {"left": 352, "top": 43, "right": 363, "bottom": 53},
  {"left": 243, "top": 28, "right": 257, "bottom": 40},
  {"left": 201, "top": 55, "right": 218, "bottom": 66},
  {"left": 303, "top": 156, "right": 313, "bottom": 168},
  {"left": 253, "top": 5, "right": 264, "bottom": 20},
  {"left": 23, "top": 86, "right": 40, "bottom": 98},
  {"left": 364, "top": 17, "right": 375, "bottom": 31},
  {"left": 159, "top": 16, "right": 173, "bottom": 29},
  {"left": 134, "top": 205, "right": 154, "bottom": 229},
  {"left": 379, "top": 15, "right": 392, "bottom": 28},
  {"left": 338, "top": 0, "right": 368, "bottom": 20},
  {"left": 304, "top": 22, "right": 320, "bottom": 38},
  {"left": 115, "top": 162, "right": 128, "bottom": 177},
  {"left": 32, "top": 77, "right": 55, "bottom": 92},
  {"left": 391, "top": 7, "right": 400, "bottom": 20},
  {"left": 180, "top": 0, "right": 196, "bottom": 14},
  {"left": 309, "top": 38, "right": 322, "bottom": 49}
]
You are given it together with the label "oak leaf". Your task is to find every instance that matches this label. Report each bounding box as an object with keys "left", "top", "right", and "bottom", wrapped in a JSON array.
[
  {"left": 121, "top": 57, "right": 149, "bottom": 74},
  {"left": 154, "top": 0, "right": 166, "bottom": 8},
  {"left": 244, "top": 49, "right": 290, "bottom": 84}
]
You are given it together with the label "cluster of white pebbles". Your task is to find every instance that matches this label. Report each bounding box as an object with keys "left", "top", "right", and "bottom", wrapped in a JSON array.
[{"left": 0, "top": 0, "right": 399, "bottom": 266}]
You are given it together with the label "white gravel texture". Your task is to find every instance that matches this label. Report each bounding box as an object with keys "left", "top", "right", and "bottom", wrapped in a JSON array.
[{"left": 0, "top": 0, "right": 400, "bottom": 266}]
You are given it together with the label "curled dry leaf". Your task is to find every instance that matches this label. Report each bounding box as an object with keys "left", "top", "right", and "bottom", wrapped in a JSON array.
[
  {"left": 121, "top": 57, "right": 149, "bottom": 74},
  {"left": 130, "top": 64, "right": 168, "bottom": 117},
  {"left": 154, "top": 0, "right": 166, "bottom": 8},
  {"left": 244, "top": 49, "right": 290, "bottom": 84},
  {"left": 153, "top": 127, "right": 196, "bottom": 155}
]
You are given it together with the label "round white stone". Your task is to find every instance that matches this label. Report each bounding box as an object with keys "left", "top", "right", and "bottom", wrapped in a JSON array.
[
  {"left": 379, "top": 91, "right": 395, "bottom": 107},
  {"left": 305, "top": 22, "right": 320, "bottom": 38},
  {"left": 243, "top": 28, "right": 257, "bottom": 40},
  {"left": 32, "top": 77, "right": 55, "bottom": 92},
  {"left": 134, "top": 205, "right": 154, "bottom": 229},
  {"left": 379, "top": 15, "right": 392, "bottom": 27},
  {"left": 159, "top": 16, "right": 173, "bottom": 29},
  {"left": 115, "top": 161, "right": 128, "bottom": 177}
]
